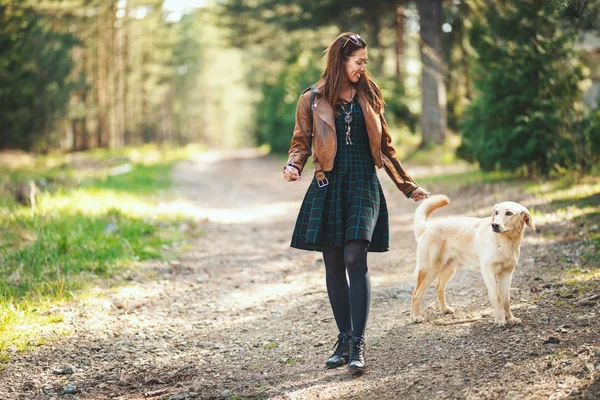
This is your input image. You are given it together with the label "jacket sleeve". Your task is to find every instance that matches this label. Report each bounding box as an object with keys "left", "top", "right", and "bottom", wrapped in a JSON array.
[
  {"left": 380, "top": 114, "right": 419, "bottom": 195},
  {"left": 286, "top": 92, "right": 312, "bottom": 174}
]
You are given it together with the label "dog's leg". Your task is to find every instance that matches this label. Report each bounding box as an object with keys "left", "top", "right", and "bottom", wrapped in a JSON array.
[
  {"left": 435, "top": 266, "right": 456, "bottom": 315},
  {"left": 481, "top": 267, "right": 506, "bottom": 326},
  {"left": 411, "top": 269, "right": 437, "bottom": 323},
  {"left": 498, "top": 271, "right": 521, "bottom": 325}
]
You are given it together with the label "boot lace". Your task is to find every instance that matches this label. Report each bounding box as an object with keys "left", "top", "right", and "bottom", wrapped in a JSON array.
[
  {"left": 331, "top": 332, "right": 351, "bottom": 357},
  {"left": 350, "top": 336, "right": 365, "bottom": 363}
]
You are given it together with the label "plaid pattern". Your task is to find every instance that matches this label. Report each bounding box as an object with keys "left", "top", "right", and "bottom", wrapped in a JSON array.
[{"left": 291, "top": 96, "right": 390, "bottom": 253}]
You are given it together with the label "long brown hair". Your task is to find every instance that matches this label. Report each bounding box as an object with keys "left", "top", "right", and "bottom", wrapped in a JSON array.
[{"left": 317, "top": 32, "right": 384, "bottom": 114}]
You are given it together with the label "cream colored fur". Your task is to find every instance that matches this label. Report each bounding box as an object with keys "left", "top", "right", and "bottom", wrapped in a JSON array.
[{"left": 410, "top": 195, "right": 535, "bottom": 326}]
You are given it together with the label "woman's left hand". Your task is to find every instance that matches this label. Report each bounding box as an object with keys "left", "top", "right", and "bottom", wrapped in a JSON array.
[{"left": 410, "top": 187, "right": 430, "bottom": 202}]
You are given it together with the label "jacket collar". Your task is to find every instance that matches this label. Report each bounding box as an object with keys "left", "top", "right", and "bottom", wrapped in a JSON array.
[
  {"left": 312, "top": 85, "right": 382, "bottom": 141},
  {"left": 312, "top": 87, "right": 335, "bottom": 132}
]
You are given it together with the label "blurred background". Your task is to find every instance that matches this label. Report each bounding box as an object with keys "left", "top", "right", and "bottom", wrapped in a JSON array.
[{"left": 0, "top": 0, "right": 598, "bottom": 175}]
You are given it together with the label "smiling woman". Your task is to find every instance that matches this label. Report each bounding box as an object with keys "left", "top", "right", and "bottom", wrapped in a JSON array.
[{"left": 283, "top": 32, "right": 430, "bottom": 376}]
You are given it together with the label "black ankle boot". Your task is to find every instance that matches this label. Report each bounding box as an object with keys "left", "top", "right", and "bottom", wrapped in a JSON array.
[
  {"left": 348, "top": 336, "right": 366, "bottom": 373},
  {"left": 325, "top": 332, "right": 352, "bottom": 369}
]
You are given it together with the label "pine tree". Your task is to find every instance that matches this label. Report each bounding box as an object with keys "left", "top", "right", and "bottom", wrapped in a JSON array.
[
  {"left": 0, "top": 3, "right": 78, "bottom": 150},
  {"left": 458, "top": 0, "right": 585, "bottom": 176}
]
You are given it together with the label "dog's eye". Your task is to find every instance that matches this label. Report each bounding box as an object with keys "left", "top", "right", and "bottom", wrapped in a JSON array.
[
  {"left": 495, "top": 211, "right": 499, "bottom": 215},
  {"left": 506, "top": 211, "right": 513, "bottom": 216}
]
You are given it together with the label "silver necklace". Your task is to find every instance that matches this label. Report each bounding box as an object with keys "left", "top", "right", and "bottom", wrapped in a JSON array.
[{"left": 341, "top": 89, "right": 354, "bottom": 145}]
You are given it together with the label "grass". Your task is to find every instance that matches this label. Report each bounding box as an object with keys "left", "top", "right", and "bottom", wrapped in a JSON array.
[
  {"left": 415, "top": 169, "right": 515, "bottom": 188},
  {"left": 525, "top": 174, "right": 600, "bottom": 206},
  {"left": 523, "top": 173, "right": 600, "bottom": 292},
  {"left": 401, "top": 133, "right": 463, "bottom": 166},
  {"left": 0, "top": 145, "right": 201, "bottom": 363}
]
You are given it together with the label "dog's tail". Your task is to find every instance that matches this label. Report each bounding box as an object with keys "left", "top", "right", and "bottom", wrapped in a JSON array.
[{"left": 414, "top": 194, "right": 450, "bottom": 240}]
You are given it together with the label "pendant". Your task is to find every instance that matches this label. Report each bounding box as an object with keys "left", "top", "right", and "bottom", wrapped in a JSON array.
[{"left": 344, "top": 115, "right": 352, "bottom": 124}]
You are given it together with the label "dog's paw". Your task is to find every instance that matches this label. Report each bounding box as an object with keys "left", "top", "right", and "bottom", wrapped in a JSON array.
[
  {"left": 412, "top": 315, "right": 425, "bottom": 324},
  {"left": 507, "top": 317, "right": 522, "bottom": 325},
  {"left": 494, "top": 319, "right": 507, "bottom": 327},
  {"left": 442, "top": 306, "right": 455, "bottom": 315}
]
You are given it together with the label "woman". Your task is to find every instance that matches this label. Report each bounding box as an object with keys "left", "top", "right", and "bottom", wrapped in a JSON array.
[{"left": 283, "top": 32, "right": 430, "bottom": 374}]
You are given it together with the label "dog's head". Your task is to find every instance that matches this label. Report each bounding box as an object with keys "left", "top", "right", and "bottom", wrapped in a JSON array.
[{"left": 491, "top": 202, "right": 535, "bottom": 234}]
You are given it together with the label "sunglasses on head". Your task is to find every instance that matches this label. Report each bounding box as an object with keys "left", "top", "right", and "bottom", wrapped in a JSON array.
[{"left": 342, "top": 34, "right": 363, "bottom": 49}]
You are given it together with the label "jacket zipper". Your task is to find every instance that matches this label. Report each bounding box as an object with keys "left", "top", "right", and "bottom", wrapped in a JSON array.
[{"left": 313, "top": 99, "right": 337, "bottom": 168}]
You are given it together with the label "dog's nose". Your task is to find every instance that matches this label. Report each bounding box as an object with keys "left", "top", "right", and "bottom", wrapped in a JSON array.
[{"left": 492, "top": 223, "right": 499, "bottom": 230}]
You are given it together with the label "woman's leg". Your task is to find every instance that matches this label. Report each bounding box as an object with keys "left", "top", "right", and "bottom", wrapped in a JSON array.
[
  {"left": 322, "top": 246, "right": 353, "bottom": 368},
  {"left": 344, "top": 239, "right": 370, "bottom": 373},
  {"left": 343, "top": 240, "right": 371, "bottom": 338},
  {"left": 322, "top": 246, "right": 351, "bottom": 334}
]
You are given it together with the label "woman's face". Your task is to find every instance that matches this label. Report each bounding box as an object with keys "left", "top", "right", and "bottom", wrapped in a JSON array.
[{"left": 343, "top": 47, "right": 368, "bottom": 84}]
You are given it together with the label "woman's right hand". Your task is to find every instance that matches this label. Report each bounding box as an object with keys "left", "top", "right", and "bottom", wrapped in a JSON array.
[{"left": 283, "top": 165, "right": 301, "bottom": 182}]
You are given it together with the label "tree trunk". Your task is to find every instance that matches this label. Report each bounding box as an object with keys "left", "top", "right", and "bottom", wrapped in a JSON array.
[
  {"left": 445, "top": 0, "right": 472, "bottom": 131},
  {"left": 69, "top": 21, "right": 82, "bottom": 151},
  {"left": 123, "top": 0, "right": 132, "bottom": 145},
  {"left": 141, "top": 51, "right": 150, "bottom": 143},
  {"left": 83, "top": 6, "right": 95, "bottom": 151},
  {"left": 396, "top": 5, "right": 406, "bottom": 82},
  {"left": 417, "top": 0, "right": 447, "bottom": 146},
  {"left": 111, "top": 0, "right": 125, "bottom": 148},
  {"left": 96, "top": 5, "right": 108, "bottom": 148}
]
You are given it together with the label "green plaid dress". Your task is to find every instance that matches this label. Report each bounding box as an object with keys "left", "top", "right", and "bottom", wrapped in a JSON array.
[{"left": 290, "top": 96, "right": 390, "bottom": 252}]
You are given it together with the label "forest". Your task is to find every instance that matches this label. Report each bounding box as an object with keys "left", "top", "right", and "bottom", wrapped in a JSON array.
[{"left": 1, "top": 0, "right": 598, "bottom": 174}]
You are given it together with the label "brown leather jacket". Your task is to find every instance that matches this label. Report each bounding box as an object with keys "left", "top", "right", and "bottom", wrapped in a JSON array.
[{"left": 286, "top": 85, "right": 419, "bottom": 195}]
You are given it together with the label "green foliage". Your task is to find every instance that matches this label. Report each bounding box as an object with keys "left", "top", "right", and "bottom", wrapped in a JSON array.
[
  {"left": 84, "top": 164, "right": 172, "bottom": 194},
  {"left": 0, "top": 5, "right": 79, "bottom": 150},
  {"left": 383, "top": 80, "right": 419, "bottom": 134},
  {"left": 171, "top": 12, "right": 203, "bottom": 144},
  {"left": 221, "top": 0, "right": 397, "bottom": 45},
  {"left": 555, "top": 0, "right": 599, "bottom": 31},
  {"left": 580, "top": 108, "right": 600, "bottom": 167},
  {"left": 255, "top": 51, "right": 322, "bottom": 153},
  {"left": 458, "top": 0, "right": 587, "bottom": 176}
]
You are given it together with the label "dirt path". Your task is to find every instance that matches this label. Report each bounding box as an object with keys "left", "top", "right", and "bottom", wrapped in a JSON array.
[{"left": 1, "top": 150, "right": 598, "bottom": 400}]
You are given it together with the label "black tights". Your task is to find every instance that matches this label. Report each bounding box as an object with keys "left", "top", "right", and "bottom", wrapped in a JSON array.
[{"left": 322, "top": 240, "right": 371, "bottom": 338}]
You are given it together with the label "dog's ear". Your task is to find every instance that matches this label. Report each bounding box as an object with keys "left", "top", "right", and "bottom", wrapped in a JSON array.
[{"left": 521, "top": 207, "right": 535, "bottom": 231}]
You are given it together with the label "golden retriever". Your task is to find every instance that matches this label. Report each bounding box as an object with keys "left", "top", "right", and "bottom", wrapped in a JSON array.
[{"left": 410, "top": 195, "right": 535, "bottom": 326}]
